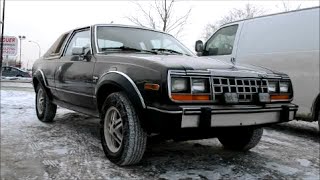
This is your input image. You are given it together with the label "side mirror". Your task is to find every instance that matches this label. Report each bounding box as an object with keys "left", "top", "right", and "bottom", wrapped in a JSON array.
[
  {"left": 72, "top": 47, "right": 85, "bottom": 56},
  {"left": 195, "top": 40, "right": 204, "bottom": 53}
]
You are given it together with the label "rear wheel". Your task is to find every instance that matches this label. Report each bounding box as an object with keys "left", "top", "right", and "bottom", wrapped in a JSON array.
[
  {"left": 35, "top": 85, "right": 57, "bottom": 122},
  {"left": 218, "top": 127, "right": 263, "bottom": 151},
  {"left": 100, "top": 92, "right": 147, "bottom": 166}
]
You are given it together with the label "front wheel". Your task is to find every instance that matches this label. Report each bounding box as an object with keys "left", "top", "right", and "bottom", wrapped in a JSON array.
[
  {"left": 100, "top": 92, "right": 147, "bottom": 166},
  {"left": 218, "top": 127, "right": 263, "bottom": 151},
  {"left": 318, "top": 110, "right": 320, "bottom": 132},
  {"left": 35, "top": 85, "right": 57, "bottom": 122}
]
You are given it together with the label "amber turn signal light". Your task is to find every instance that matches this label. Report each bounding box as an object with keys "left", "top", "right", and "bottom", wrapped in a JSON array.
[
  {"left": 171, "top": 94, "right": 210, "bottom": 101},
  {"left": 270, "top": 95, "right": 290, "bottom": 101},
  {"left": 144, "top": 83, "right": 160, "bottom": 91}
]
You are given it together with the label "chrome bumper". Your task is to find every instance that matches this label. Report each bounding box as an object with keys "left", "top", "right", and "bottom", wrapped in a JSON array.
[{"left": 147, "top": 104, "right": 298, "bottom": 128}]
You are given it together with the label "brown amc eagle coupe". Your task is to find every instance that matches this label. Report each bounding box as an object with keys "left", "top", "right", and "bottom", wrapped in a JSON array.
[{"left": 32, "top": 24, "right": 298, "bottom": 166}]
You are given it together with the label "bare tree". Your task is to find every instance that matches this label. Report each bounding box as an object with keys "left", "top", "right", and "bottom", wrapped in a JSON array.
[
  {"left": 276, "top": 0, "right": 301, "bottom": 12},
  {"left": 126, "top": 0, "right": 192, "bottom": 37},
  {"left": 202, "top": 3, "right": 266, "bottom": 40}
]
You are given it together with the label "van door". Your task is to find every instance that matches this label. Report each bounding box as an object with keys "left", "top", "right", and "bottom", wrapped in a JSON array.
[{"left": 203, "top": 22, "right": 243, "bottom": 63}]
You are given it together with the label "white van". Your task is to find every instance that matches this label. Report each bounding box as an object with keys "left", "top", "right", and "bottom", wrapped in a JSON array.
[{"left": 195, "top": 7, "right": 320, "bottom": 125}]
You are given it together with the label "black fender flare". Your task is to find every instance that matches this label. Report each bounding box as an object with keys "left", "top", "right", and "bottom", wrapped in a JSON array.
[
  {"left": 311, "top": 93, "right": 320, "bottom": 121},
  {"left": 95, "top": 71, "right": 146, "bottom": 115},
  {"left": 32, "top": 69, "right": 53, "bottom": 99}
]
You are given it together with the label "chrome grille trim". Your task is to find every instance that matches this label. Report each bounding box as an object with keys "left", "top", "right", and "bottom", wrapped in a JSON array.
[
  {"left": 211, "top": 77, "right": 269, "bottom": 102},
  {"left": 168, "top": 70, "right": 273, "bottom": 103}
]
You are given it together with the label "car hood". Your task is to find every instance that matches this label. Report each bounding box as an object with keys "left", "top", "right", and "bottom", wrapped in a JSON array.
[{"left": 109, "top": 53, "right": 279, "bottom": 75}]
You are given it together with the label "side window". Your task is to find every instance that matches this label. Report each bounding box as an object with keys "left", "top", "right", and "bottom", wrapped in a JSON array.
[
  {"left": 4, "top": 67, "right": 11, "bottom": 72},
  {"left": 44, "top": 33, "right": 69, "bottom": 58},
  {"left": 2, "top": 67, "right": 8, "bottom": 73},
  {"left": 65, "top": 30, "right": 90, "bottom": 56},
  {"left": 11, "top": 68, "right": 18, "bottom": 72},
  {"left": 53, "top": 33, "right": 69, "bottom": 54},
  {"left": 205, "top": 25, "right": 238, "bottom": 56}
]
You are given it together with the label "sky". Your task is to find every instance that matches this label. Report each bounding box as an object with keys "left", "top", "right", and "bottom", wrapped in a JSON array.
[{"left": 1, "top": 0, "right": 319, "bottom": 69}]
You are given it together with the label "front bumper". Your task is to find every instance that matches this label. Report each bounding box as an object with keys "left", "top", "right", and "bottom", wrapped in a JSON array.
[{"left": 145, "top": 103, "right": 298, "bottom": 131}]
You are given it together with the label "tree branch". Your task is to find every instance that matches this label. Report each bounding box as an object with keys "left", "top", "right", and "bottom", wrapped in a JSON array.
[
  {"left": 166, "top": 8, "right": 191, "bottom": 32},
  {"left": 126, "top": 0, "right": 191, "bottom": 36}
]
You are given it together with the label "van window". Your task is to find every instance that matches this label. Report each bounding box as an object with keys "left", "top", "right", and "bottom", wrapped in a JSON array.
[{"left": 204, "top": 25, "right": 238, "bottom": 56}]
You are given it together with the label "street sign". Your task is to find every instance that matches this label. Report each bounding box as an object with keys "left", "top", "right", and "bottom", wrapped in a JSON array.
[{"left": 1, "top": 36, "right": 18, "bottom": 56}]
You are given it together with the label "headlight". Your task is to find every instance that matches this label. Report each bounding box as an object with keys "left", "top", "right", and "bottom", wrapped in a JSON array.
[
  {"left": 171, "top": 77, "right": 189, "bottom": 93},
  {"left": 280, "top": 82, "right": 289, "bottom": 93},
  {"left": 191, "top": 78, "right": 209, "bottom": 93},
  {"left": 268, "top": 81, "right": 277, "bottom": 93}
]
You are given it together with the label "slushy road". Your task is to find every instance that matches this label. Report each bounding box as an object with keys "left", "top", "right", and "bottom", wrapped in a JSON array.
[{"left": 1, "top": 85, "right": 319, "bottom": 179}]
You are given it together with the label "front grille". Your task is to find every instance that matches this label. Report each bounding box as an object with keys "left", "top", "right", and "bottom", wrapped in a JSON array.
[{"left": 211, "top": 77, "right": 269, "bottom": 102}]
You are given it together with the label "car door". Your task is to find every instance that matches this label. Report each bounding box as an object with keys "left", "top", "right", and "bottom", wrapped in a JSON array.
[
  {"left": 203, "top": 23, "right": 243, "bottom": 63},
  {"left": 11, "top": 68, "right": 21, "bottom": 77},
  {"left": 35, "top": 32, "right": 70, "bottom": 100},
  {"left": 55, "top": 28, "right": 96, "bottom": 109},
  {"left": 7, "top": 67, "right": 17, "bottom": 77},
  {"left": 1, "top": 67, "right": 10, "bottom": 76}
]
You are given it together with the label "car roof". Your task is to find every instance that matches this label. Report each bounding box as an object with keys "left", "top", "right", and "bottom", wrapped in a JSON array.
[
  {"left": 66, "top": 24, "right": 171, "bottom": 36},
  {"left": 2, "top": 66, "right": 25, "bottom": 71},
  {"left": 95, "top": 24, "right": 166, "bottom": 33}
]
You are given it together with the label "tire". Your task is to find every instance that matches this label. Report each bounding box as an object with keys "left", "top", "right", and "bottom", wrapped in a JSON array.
[
  {"left": 218, "top": 127, "right": 263, "bottom": 151},
  {"left": 35, "top": 85, "right": 57, "bottom": 122},
  {"left": 318, "top": 110, "right": 320, "bottom": 131},
  {"left": 100, "top": 92, "right": 147, "bottom": 166}
]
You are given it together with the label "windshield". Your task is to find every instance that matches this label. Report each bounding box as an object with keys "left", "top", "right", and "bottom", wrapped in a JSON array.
[{"left": 96, "top": 26, "right": 194, "bottom": 56}]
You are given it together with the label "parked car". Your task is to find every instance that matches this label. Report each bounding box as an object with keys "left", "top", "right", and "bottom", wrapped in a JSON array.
[
  {"left": 32, "top": 24, "right": 297, "bottom": 166},
  {"left": 195, "top": 7, "right": 319, "bottom": 128},
  {"left": 1, "top": 66, "right": 31, "bottom": 77}
]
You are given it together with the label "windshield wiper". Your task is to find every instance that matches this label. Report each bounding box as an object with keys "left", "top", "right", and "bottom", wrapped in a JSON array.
[
  {"left": 151, "top": 48, "right": 188, "bottom": 56},
  {"left": 101, "top": 46, "right": 158, "bottom": 54}
]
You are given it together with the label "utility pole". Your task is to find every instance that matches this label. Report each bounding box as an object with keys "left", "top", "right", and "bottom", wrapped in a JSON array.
[
  {"left": 28, "top": 40, "right": 41, "bottom": 58},
  {"left": 0, "top": 0, "right": 6, "bottom": 73},
  {"left": 18, "top": 35, "right": 26, "bottom": 68}
]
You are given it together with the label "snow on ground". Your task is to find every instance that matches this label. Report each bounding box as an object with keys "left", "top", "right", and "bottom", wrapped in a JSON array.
[
  {"left": 1, "top": 88, "right": 319, "bottom": 180},
  {"left": 1, "top": 77, "right": 32, "bottom": 83},
  {"left": 271, "top": 120, "right": 319, "bottom": 138},
  {"left": 0, "top": 81, "right": 34, "bottom": 91}
]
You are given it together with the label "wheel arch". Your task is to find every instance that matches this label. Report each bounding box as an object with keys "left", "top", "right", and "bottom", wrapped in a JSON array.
[
  {"left": 311, "top": 93, "right": 320, "bottom": 121},
  {"left": 32, "top": 69, "right": 53, "bottom": 99},
  {"left": 95, "top": 71, "right": 146, "bottom": 118}
]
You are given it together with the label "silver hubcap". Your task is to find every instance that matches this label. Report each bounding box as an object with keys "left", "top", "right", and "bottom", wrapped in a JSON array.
[
  {"left": 37, "top": 88, "right": 45, "bottom": 115},
  {"left": 104, "top": 107, "right": 123, "bottom": 153}
]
